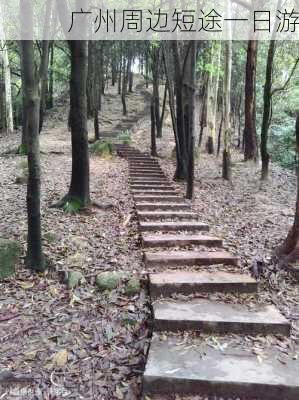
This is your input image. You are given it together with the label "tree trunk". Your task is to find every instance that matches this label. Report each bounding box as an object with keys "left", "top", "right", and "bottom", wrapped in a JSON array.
[
  {"left": 46, "top": 42, "right": 54, "bottom": 109},
  {"left": 261, "top": 40, "right": 275, "bottom": 180},
  {"left": 121, "top": 56, "right": 128, "bottom": 116},
  {"left": 206, "top": 42, "right": 221, "bottom": 154},
  {"left": 39, "top": 41, "right": 51, "bottom": 133},
  {"left": 244, "top": 40, "right": 258, "bottom": 161},
  {"left": 0, "top": 40, "right": 14, "bottom": 134},
  {"left": 185, "top": 42, "right": 196, "bottom": 200},
  {"left": 276, "top": 114, "right": 299, "bottom": 263},
  {"left": 198, "top": 74, "right": 208, "bottom": 147},
  {"left": 62, "top": 40, "right": 90, "bottom": 206},
  {"left": 150, "top": 99, "right": 158, "bottom": 157},
  {"left": 222, "top": 37, "right": 232, "bottom": 180},
  {"left": 20, "top": 39, "right": 45, "bottom": 271}
]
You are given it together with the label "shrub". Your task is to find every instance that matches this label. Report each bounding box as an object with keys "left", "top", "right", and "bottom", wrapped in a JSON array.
[
  {"left": 63, "top": 198, "right": 83, "bottom": 214},
  {"left": 117, "top": 131, "right": 132, "bottom": 145},
  {"left": 90, "top": 139, "right": 113, "bottom": 158}
]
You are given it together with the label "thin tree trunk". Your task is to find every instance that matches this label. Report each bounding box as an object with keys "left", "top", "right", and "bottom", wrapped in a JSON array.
[
  {"left": 46, "top": 41, "right": 54, "bottom": 109},
  {"left": 121, "top": 55, "right": 129, "bottom": 116},
  {"left": 0, "top": 40, "right": 14, "bottom": 134},
  {"left": 185, "top": 42, "right": 196, "bottom": 199},
  {"left": 261, "top": 40, "right": 275, "bottom": 180},
  {"left": 222, "top": 12, "right": 232, "bottom": 181},
  {"left": 61, "top": 41, "right": 90, "bottom": 206},
  {"left": 244, "top": 40, "right": 258, "bottom": 161},
  {"left": 206, "top": 42, "right": 221, "bottom": 154},
  {"left": 20, "top": 38, "right": 46, "bottom": 271},
  {"left": 217, "top": 112, "right": 224, "bottom": 156},
  {"left": 276, "top": 114, "right": 299, "bottom": 263},
  {"left": 39, "top": 41, "right": 51, "bottom": 133},
  {"left": 150, "top": 99, "right": 158, "bottom": 157}
]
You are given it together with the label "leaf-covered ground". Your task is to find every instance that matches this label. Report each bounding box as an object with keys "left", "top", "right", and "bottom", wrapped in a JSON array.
[
  {"left": 1, "top": 79, "right": 299, "bottom": 400},
  {"left": 0, "top": 82, "right": 151, "bottom": 399}
]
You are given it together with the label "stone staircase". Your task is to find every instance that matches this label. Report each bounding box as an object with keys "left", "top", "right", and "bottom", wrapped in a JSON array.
[{"left": 117, "top": 145, "right": 299, "bottom": 400}]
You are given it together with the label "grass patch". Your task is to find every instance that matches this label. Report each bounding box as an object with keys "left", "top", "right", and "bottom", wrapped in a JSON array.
[
  {"left": 16, "top": 144, "right": 28, "bottom": 156},
  {"left": 90, "top": 139, "right": 113, "bottom": 159},
  {"left": 117, "top": 130, "right": 132, "bottom": 145},
  {"left": 63, "top": 198, "right": 83, "bottom": 214}
]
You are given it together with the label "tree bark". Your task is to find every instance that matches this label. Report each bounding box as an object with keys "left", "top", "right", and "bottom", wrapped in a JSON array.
[
  {"left": 244, "top": 40, "right": 258, "bottom": 161},
  {"left": 20, "top": 39, "right": 46, "bottom": 271},
  {"left": 150, "top": 99, "right": 158, "bottom": 157},
  {"left": 222, "top": 9, "right": 233, "bottom": 181},
  {"left": 261, "top": 40, "right": 275, "bottom": 180},
  {"left": 0, "top": 40, "right": 14, "bottom": 134},
  {"left": 46, "top": 42, "right": 54, "bottom": 109},
  {"left": 276, "top": 114, "right": 299, "bottom": 263},
  {"left": 62, "top": 41, "right": 90, "bottom": 206},
  {"left": 206, "top": 42, "right": 221, "bottom": 155}
]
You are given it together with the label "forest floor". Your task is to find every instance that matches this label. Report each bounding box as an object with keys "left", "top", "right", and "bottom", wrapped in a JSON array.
[{"left": 0, "top": 77, "right": 298, "bottom": 400}]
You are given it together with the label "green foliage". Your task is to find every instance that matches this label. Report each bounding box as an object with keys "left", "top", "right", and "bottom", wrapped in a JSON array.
[
  {"left": 270, "top": 118, "right": 296, "bottom": 170},
  {"left": 17, "top": 144, "right": 28, "bottom": 156},
  {"left": 96, "top": 271, "right": 123, "bottom": 291},
  {"left": 44, "top": 231, "right": 58, "bottom": 244},
  {"left": 89, "top": 139, "right": 114, "bottom": 158},
  {"left": 0, "top": 239, "right": 21, "bottom": 280},
  {"left": 63, "top": 198, "right": 83, "bottom": 214},
  {"left": 117, "top": 130, "right": 132, "bottom": 145}
]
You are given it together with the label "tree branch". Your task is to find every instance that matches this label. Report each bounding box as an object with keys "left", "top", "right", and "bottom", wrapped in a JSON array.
[{"left": 271, "top": 56, "right": 299, "bottom": 96}]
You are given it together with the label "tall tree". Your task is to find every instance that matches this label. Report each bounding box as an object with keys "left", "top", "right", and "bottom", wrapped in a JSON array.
[
  {"left": 244, "top": 40, "right": 258, "bottom": 161},
  {"left": 276, "top": 114, "right": 299, "bottom": 264},
  {"left": 222, "top": 6, "right": 233, "bottom": 180},
  {"left": 20, "top": 0, "right": 50, "bottom": 271},
  {"left": 206, "top": 41, "right": 221, "bottom": 154}
]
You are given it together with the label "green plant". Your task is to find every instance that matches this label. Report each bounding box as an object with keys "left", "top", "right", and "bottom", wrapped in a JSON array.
[
  {"left": 117, "top": 131, "right": 132, "bottom": 145},
  {"left": 16, "top": 144, "right": 28, "bottom": 156},
  {"left": 89, "top": 139, "right": 113, "bottom": 158},
  {"left": 270, "top": 119, "right": 296, "bottom": 170},
  {"left": 63, "top": 198, "right": 83, "bottom": 214}
]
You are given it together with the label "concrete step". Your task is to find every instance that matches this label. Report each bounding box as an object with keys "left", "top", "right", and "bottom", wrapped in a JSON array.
[
  {"left": 129, "top": 167, "right": 162, "bottom": 171},
  {"left": 137, "top": 211, "right": 198, "bottom": 220},
  {"left": 139, "top": 221, "right": 209, "bottom": 232},
  {"left": 150, "top": 271, "right": 258, "bottom": 297},
  {"left": 136, "top": 203, "right": 191, "bottom": 211},
  {"left": 130, "top": 174, "right": 165, "bottom": 179},
  {"left": 129, "top": 161, "right": 159, "bottom": 165},
  {"left": 142, "top": 233, "right": 221, "bottom": 248},
  {"left": 144, "top": 250, "right": 238, "bottom": 267},
  {"left": 153, "top": 299, "right": 290, "bottom": 335},
  {"left": 131, "top": 185, "right": 175, "bottom": 191},
  {"left": 132, "top": 190, "right": 178, "bottom": 196},
  {"left": 129, "top": 178, "right": 168, "bottom": 183},
  {"left": 143, "top": 336, "right": 298, "bottom": 399},
  {"left": 134, "top": 195, "right": 183, "bottom": 203}
]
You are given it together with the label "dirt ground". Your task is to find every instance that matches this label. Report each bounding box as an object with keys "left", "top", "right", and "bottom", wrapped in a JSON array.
[{"left": 0, "top": 77, "right": 298, "bottom": 400}]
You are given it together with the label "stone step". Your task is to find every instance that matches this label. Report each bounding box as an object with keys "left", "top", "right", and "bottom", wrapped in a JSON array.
[
  {"left": 139, "top": 221, "right": 209, "bottom": 232},
  {"left": 153, "top": 299, "right": 290, "bottom": 335},
  {"left": 137, "top": 211, "right": 198, "bottom": 220},
  {"left": 134, "top": 195, "right": 183, "bottom": 203},
  {"left": 130, "top": 182, "right": 170, "bottom": 187},
  {"left": 144, "top": 250, "right": 238, "bottom": 267},
  {"left": 129, "top": 172, "right": 165, "bottom": 178},
  {"left": 129, "top": 167, "right": 163, "bottom": 171},
  {"left": 129, "top": 177, "right": 168, "bottom": 182},
  {"left": 129, "top": 161, "right": 159, "bottom": 165},
  {"left": 132, "top": 190, "right": 178, "bottom": 196},
  {"left": 136, "top": 203, "right": 190, "bottom": 211},
  {"left": 142, "top": 233, "right": 221, "bottom": 248},
  {"left": 128, "top": 157, "right": 154, "bottom": 161},
  {"left": 131, "top": 185, "right": 175, "bottom": 191},
  {"left": 150, "top": 271, "right": 258, "bottom": 297},
  {"left": 143, "top": 336, "right": 298, "bottom": 399},
  {"left": 130, "top": 169, "right": 163, "bottom": 174}
]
